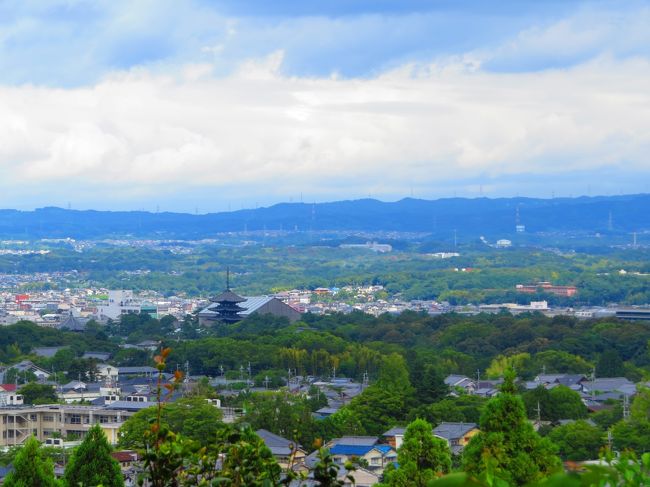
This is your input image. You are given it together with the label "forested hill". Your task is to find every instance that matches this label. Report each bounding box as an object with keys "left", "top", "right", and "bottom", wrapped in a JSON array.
[{"left": 1, "top": 194, "right": 649, "bottom": 239}]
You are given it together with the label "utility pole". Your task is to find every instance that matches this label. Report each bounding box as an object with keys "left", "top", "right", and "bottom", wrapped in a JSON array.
[
  {"left": 623, "top": 394, "right": 630, "bottom": 420},
  {"left": 607, "top": 430, "right": 613, "bottom": 451}
]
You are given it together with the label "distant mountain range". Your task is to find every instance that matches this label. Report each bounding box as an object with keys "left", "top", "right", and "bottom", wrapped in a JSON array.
[{"left": 0, "top": 194, "right": 649, "bottom": 240}]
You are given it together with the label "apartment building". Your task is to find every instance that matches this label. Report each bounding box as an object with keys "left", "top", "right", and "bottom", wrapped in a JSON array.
[{"left": 0, "top": 404, "right": 136, "bottom": 447}]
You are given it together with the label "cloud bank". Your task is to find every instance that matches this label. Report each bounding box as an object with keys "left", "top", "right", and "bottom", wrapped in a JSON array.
[{"left": 0, "top": 2, "right": 648, "bottom": 210}]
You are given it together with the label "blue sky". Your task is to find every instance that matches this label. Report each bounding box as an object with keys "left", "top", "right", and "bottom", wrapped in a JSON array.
[{"left": 0, "top": 0, "right": 648, "bottom": 211}]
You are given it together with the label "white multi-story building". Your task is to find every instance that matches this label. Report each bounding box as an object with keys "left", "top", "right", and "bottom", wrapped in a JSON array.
[{"left": 97, "top": 291, "right": 142, "bottom": 320}]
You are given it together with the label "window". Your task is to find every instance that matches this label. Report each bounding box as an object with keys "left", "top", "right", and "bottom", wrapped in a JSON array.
[
  {"left": 69, "top": 414, "right": 81, "bottom": 424},
  {"left": 43, "top": 415, "right": 55, "bottom": 422},
  {"left": 30, "top": 414, "right": 37, "bottom": 421},
  {"left": 370, "top": 457, "right": 380, "bottom": 466}
]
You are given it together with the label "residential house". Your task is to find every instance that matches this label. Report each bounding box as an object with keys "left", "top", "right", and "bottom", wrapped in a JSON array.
[
  {"left": 290, "top": 464, "right": 380, "bottom": 487},
  {"left": 256, "top": 429, "right": 306, "bottom": 468},
  {"left": 580, "top": 377, "right": 637, "bottom": 405},
  {"left": 328, "top": 444, "right": 396, "bottom": 474},
  {"left": 6, "top": 360, "right": 51, "bottom": 381},
  {"left": 444, "top": 375, "right": 476, "bottom": 394},
  {"left": 322, "top": 437, "right": 396, "bottom": 475},
  {"left": 433, "top": 422, "right": 480, "bottom": 455},
  {"left": 382, "top": 427, "right": 406, "bottom": 450}
]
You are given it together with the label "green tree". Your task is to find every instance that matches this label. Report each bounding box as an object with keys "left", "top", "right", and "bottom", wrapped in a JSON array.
[
  {"left": 612, "top": 419, "right": 650, "bottom": 452},
  {"left": 547, "top": 420, "right": 604, "bottom": 461},
  {"left": 409, "top": 395, "right": 487, "bottom": 426},
  {"left": 597, "top": 349, "right": 626, "bottom": 378},
  {"left": 243, "top": 391, "right": 318, "bottom": 448},
  {"left": 523, "top": 385, "right": 587, "bottom": 422},
  {"left": 592, "top": 403, "right": 623, "bottom": 430},
  {"left": 462, "top": 369, "right": 562, "bottom": 485},
  {"left": 347, "top": 352, "right": 415, "bottom": 434},
  {"left": 384, "top": 418, "right": 451, "bottom": 486},
  {"left": 412, "top": 364, "right": 449, "bottom": 405},
  {"left": 4, "top": 368, "right": 37, "bottom": 385},
  {"left": 631, "top": 386, "right": 650, "bottom": 422},
  {"left": 119, "top": 397, "right": 223, "bottom": 449},
  {"left": 318, "top": 408, "right": 365, "bottom": 440},
  {"left": 486, "top": 353, "right": 531, "bottom": 379},
  {"left": 18, "top": 383, "right": 57, "bottom": 405},
  {"left": 3, "top": 436, "right": 57, "bottom": 487},
  {"left": 548, "top": 386, "right": 588, "bottom": 421},
  {"left": 64, "top": 424, "right": 124, "bottom": 487},
  {"left": 313, "top": 447, "right": 355, "bottom": 487}
]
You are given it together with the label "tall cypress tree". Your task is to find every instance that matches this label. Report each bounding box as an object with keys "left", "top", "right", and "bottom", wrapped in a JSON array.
[
  {"left": 64, "top": 424, "right": 124, "bottom": 487},
  {"left": 462, "top": 369, "right": 561, "bottom": 485},
  {"left": 3, "top": 436, "right": 57, "bottom": 487},
  {"left": 384, "top": 418, "right": 451, "bottom": 486}
]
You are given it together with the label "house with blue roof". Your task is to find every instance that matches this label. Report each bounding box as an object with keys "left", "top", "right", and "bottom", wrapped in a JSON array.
[{"left": 327, "top": 441, "right": 396, "bottom": 474}]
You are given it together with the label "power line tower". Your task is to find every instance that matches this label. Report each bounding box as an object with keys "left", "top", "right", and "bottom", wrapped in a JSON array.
[{"left": 623, "top": 394, "right": 630, "bottom": 420}]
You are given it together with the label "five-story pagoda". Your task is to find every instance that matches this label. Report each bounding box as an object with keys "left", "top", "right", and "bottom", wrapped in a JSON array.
[{"left": 209, "top": 268, "right": 246, "bottom": 323}]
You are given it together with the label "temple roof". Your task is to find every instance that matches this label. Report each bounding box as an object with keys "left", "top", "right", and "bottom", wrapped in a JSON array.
[{"left": 210, "top": 289, "right": 246, "bottom": 303}]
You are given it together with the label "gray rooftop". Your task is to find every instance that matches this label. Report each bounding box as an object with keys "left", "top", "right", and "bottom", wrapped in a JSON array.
[
  {"left": 256, "top": 429, "right": 303, "bottom": 456},
  {"left": 433, "top": 422, "right": 478, "bottom": 440}
]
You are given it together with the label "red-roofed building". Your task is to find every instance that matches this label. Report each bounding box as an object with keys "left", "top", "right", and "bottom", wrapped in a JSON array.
[{"left": 0, "top": 384, "right": 17, "bottom": 393}]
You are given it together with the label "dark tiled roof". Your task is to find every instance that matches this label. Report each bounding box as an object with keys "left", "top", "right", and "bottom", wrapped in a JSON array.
[
  {"left": 433, "top": 422, "right": 478, "bottom": 440},
  {"left": 57, "top": 314, "right": 89, "bottom": 332},
  {"left": 211, "top": 290, "right": 246, "bottom": 303},
  {"left": 256, "top": 429, "right": 303, "bottom": 455}
]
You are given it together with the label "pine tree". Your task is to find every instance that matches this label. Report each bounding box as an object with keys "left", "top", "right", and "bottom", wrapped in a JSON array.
[
  {"left": 64, "top": 424, "right": 124, "bottom": 487},
  {"left": 461, "top": 369, "right": 561, "bottom": 485},
  {"left": 3, "top": 436, "right": 57, "bottom": 487}
]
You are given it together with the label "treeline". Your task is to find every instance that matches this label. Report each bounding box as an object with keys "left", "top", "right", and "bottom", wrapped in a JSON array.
[
  {"left": 3, "top": 244, "right": 650, "bottom": 304},
  {"left": 4, "top": 310, "right": 648, "bottom": 386}
]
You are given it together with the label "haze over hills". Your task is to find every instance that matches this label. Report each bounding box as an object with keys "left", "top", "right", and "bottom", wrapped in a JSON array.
[{"left": 0, "top": 194, "right": 648, "bottom": 240}]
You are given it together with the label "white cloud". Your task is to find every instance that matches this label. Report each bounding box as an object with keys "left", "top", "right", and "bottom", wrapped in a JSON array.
[
  {"left": 1, "top": 3, "right": 650, "bottom": 209},
  {"left": 0, "top": 50, "right": 648, "bottom": 207}
]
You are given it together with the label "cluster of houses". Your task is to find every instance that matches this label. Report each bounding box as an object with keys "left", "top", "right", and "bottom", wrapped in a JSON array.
[
  {"left": 445, "top": 372, "right": 641, "bottom": 410},
  {"left": 257, "top": 422, "right": 479, "bottom": 486},
  {"left": 0, "top": 351, "right": 644, "bottom": 486}
]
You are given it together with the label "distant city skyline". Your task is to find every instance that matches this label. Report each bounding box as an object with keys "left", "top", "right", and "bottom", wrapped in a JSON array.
[{"left": 0, "top": 0, "right": 648, "bottom": 211}]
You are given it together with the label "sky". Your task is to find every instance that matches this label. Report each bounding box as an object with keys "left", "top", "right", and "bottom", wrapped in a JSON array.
[{"left": 0, "top": 0, "right": 649, "bottom": 212}]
